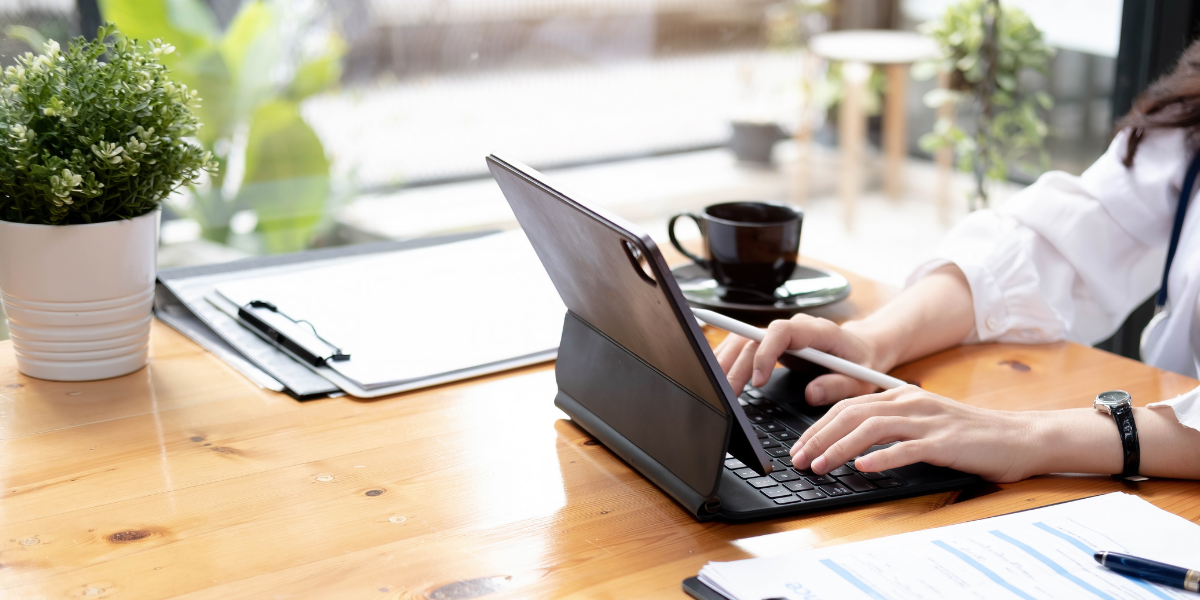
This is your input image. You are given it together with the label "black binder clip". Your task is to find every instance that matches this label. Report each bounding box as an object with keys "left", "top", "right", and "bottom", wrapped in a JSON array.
[{"left": 237, "top": 300, "right": 351, "bottom": 367}]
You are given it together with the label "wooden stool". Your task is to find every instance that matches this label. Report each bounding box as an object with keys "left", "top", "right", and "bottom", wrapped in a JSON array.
[{"left": 809, "top": 30, "right": 938, "bottom": 228}]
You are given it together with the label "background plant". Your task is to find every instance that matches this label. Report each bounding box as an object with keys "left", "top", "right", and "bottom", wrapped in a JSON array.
[
  {"left": 917, "top": 0, "right": 1054, "bottom": 209},
  {"left": 101, "top": 0, "right": 346, "bottom": 253},
  {"left": 0, "top": 23, "right": 215, "bottom": 225}
]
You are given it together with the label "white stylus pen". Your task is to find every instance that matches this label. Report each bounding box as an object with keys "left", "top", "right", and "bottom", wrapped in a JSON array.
[{"left": 691, "top": 308, "right": 908, "bottom": 391}]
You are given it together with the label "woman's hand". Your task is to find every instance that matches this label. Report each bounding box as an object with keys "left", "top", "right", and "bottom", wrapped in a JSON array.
[
  {"left": 713, "top": 313, "right": 883, "bottom": 406},
  {"left": 789, "top": 385, "right": 1042, "bottom": 483}
]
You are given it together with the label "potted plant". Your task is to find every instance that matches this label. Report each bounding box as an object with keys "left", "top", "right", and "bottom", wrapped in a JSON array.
[
  {"left": 917, "top": 0, "right": 1054, "bottom": 210},
  {"left": 0, "top": 23, "right": 215, "bottom": 381}
]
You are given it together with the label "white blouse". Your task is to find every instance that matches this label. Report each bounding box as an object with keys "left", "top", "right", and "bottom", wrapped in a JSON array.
[{"left": 910, "top": 128, "right": 1199, "bottom": 426}]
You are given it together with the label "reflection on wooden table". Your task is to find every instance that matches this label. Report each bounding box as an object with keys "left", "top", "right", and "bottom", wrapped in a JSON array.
[{"left": 1, "top": 258, "right": 1197, "bottom": 599}]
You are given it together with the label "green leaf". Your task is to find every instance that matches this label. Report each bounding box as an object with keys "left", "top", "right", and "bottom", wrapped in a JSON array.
[
  {"left": 241, "top": 100, "right": 330, "bottom": 183},
  {"left": 922, "top": 88, "right": 960, "bottom": 109},
  {"left": 219, "top": 1, "right": 274, "bottom": 80},
  {"left": 5, "top": 25, "right": 46, "bottom": 52},
  {"left": 237, "top": 100, "right": 330, "bottom": 253},
  {"left": 288, "top": 50, "right": 343, "bottom": 101},
  {"left": 165, "top": 0, "right": 220, "bottom": 41},
  {"left": 99, "top": 0, "right": 214, "bottom": 56},
  {"left": 1035, "top": 91, "right": 1054, "bottom": 110},
  {"left": 172, "top": 49, "right": 235, "bottom": 147},
  {"left": 240, "top": 176, "right": 329, "bottom": 253},
  {"left": 219, "top": 1, "right": 282, "bottom": 124}
]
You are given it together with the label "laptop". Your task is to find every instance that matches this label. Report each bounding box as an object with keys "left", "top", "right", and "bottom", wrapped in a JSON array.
[{"left": 486, "top": 155, "right": 978, "bottom": 522}]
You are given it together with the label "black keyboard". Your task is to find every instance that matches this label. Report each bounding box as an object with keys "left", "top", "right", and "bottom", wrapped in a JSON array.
[{"left": 724, "top": 390, "right": 907, "bottom": 506}]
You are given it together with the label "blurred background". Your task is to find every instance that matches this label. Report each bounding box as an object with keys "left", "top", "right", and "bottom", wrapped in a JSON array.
[{"left": 0, "top": 0, "right": 1189, "bottom": 354}]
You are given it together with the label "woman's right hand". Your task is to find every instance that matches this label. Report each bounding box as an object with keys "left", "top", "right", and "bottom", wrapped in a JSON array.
[{"left": 712, "top": 314, "right": 884, "bottom": 406}]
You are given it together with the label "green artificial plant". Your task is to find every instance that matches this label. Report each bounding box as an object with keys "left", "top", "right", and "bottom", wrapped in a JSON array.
[
  {"left": 0, "top": 23, "right": 216, "bottom": 225},
  {"left": 100, "top": 0, "right": 345, "bottom": 253},
  {"left": 917, "top": 0, "right": 1054, "bottom": 209}
]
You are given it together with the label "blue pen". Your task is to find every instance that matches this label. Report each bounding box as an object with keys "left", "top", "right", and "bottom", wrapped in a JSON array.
[{"left": 1095, "top": 551, "right": 1200, "bottom": 593}]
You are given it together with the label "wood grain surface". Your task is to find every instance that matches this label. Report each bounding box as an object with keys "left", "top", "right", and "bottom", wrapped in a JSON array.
[{"left": 1, "top": 259, "right": 1197, "bottom": 600}]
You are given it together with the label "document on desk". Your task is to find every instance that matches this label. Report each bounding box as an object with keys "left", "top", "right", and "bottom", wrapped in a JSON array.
[
  {"left": 699, "top": 493, "right": 1199, "bottom": 600},
  {"left": 210, "top": 230, "right": 566, "bottom": 395}
]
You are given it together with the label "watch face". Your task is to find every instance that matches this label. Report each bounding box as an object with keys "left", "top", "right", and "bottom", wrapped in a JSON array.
[{"left": 1095, "top": 390, "right": 1132, "bottom": 410}]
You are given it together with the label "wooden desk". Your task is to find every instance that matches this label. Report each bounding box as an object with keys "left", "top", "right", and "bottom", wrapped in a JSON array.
[{"left": 2, "top": 262, "right": 1198, "bottom": 599}]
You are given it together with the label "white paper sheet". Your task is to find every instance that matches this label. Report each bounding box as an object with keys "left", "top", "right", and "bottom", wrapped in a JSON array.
[
  {"left": 700, "top": 493, "right": 1199, "bottom": 600},
  {"left": 214, "top": 230, "right": 566, "bottom": 389}
]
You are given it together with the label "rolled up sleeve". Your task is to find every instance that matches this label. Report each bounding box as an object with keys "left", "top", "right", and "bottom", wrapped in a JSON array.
[{"left": 908, "top": 130, "right": 1182, "bottom": 345}]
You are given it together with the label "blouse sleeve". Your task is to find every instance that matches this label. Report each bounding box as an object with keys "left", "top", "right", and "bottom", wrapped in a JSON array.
[
  {"left": 908, "top": 129, "right": 1186, "bottom": 345},
  {"left": 1148, "top": 385, "right": 1200, "bottom": 432}
]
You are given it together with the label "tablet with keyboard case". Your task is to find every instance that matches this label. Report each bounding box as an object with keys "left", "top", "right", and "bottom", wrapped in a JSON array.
[{"left": 487, "top": 155, "right": 977, "bottom": 521}]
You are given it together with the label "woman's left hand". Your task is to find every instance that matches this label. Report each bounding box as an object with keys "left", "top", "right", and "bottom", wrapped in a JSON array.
[{"left": 789, "top": 385, "right": 1043, "bottom": 483}]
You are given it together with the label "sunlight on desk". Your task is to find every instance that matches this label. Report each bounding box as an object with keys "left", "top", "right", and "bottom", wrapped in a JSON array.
[{"left": 733, "top": 527, "right": 822, "bottom": 559}]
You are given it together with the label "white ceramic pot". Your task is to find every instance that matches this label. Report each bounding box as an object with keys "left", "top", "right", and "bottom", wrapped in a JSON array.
[{"left": 0, "top": 210, "right": 159, "bottom": 381}]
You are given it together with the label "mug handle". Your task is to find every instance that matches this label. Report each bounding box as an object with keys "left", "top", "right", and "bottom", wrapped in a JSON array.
[{"left": 668, "top": 213, "right": 710, "bottom": 270}]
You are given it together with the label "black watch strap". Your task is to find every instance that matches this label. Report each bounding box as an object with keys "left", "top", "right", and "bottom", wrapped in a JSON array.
[{"left": 1111, "top": 404, "right": 1141, "bottom": 479}]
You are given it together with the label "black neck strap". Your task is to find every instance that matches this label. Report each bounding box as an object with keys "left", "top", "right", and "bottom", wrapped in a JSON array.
[{"left": 1157, "top": 151, "right": 1200, "bottom": 308}]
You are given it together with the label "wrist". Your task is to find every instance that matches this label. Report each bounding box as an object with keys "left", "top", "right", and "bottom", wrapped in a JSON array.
[
  {"left": 1026, "top": 409, "right": 1124, "bottom": 477},
  {"left": 843, "top": 318, "right": 904, "bottom": 373}
]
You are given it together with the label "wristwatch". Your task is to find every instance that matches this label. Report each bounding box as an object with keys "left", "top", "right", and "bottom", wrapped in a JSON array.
[{"left": 1093, "top": 390, "right": 1142, "bottom": 480}]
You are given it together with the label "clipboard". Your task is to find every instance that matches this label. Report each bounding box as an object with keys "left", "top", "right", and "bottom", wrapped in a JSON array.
[
  {"left": 203, "top": 229, "right": 566, "bottom": 398},
  {"left": 155, "top": 231, "right": 495, "bottom": 400}
]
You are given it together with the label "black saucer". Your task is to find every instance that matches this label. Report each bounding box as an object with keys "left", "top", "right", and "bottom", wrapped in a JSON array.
[{"left": 671, "top": 263, "right": 851, "bottom": 316}]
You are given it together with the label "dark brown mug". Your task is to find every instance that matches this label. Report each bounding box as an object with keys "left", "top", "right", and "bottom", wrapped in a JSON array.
[{"left": 668, "top": 201, "right": 803, "bottom": 303}]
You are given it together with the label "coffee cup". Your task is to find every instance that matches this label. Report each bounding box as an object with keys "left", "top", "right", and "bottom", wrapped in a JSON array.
[{"left": 668, "top": 201, "right": 803, "bottom": 303}]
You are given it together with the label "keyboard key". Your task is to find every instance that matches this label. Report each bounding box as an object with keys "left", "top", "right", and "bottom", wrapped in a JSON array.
[
  {"left": 760, "top": 438, "right": 781, "bottom": 449},
  {"left": 837, "top": 473, "right": 878, "bottom": 492},
  {"left": 745, "top": 389, "right": 764, "bottom": 399},
  {"left": 819, "top": 483, "right": 853, "bottom": 497},
  {"left": 725, "top": 453, "right": 733, "bottom": 459},
  {"left": 733, "top": 468, "right": 760, "bottom": 479},
  {"left": 757, "top": 422, "right": 784, "bottom": 433},
  {"left": 776, "top": 439, "right": 796, "bottom": 451},
  {"left": 755, "top": 430, "right": 768, "bottom": 439},
  {"left": 875, "top": 478, "right": 906, "bottom": 488},
  {"left": 785, "top": 480, "right": 815, "bottom": 492},
  {"left": 797, "top": 489, "right": 826, "bottom": 501},
  {"left": 748, "top": 414, "right": 770, "bottom": 424},
  {"left": 860, "top": 471, "right": 890, "bottom": 480},
  {"left": 766, "top": 448, "right": 791, "bottom": 458},
  {"left": 829, "top": 465, "right": 856, "bottom": 477},
  {"left": 772, "top": 431, "right": 799, "bottom": 441},
  {"left": 795, "top": 468, "right": 816, "bottom": 477},
  {"left": 760, "top": 486, "right": 792, "bottom": 498},
  {"left": 774, "top": 495, "right": 802, "bottom": 505},
  {"left": 806, "top": 474, "right": 836, "bottom": 485},
  {"left": 770, "top": 470, "right": 802, "bottom": 482},
  {"left": 741, "top": 405, "right": 762, "bottom": 416},
  {"left": 774, "top": 459, "right": 796, "bottom": 471},
  {"left": 845, "top": 461, "right": 860, "bottom": 470},
  {"left": 724, "top": 458, "right": 746, "bottom": 470},
  {"left": 747, "top": 477, "right": 777, "bottom": 489}
]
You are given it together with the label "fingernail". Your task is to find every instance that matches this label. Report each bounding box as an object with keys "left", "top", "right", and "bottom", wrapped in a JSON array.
[
  {"left": 809, "top": 385, "right": 825, "bottom": 405},
  {"left": 811, "top": 455, "right": 827, "bottom": 473},
  {"left": 751, "top": 369, "right": 764, "bottom": 387}
]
